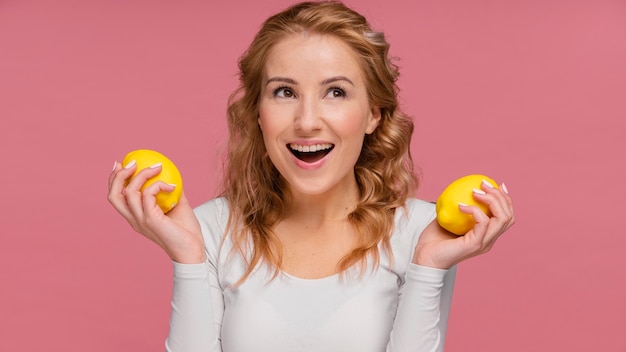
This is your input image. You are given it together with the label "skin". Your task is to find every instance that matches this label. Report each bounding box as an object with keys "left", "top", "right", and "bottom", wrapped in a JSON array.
[
  {"left": 107, "top": 33, "right": 515, "bottom": 273},
  {"left": 415, "top": 182, "right": 515, "bottom": 269},
  {"left": 258, "top": 33, "right": 381, "bottom": 277},
  {"left": 258, "top": 33, "right": 380, "bottom": 203},
  {"left": 108, "top": 162, "right": 205, "bottom": 263}
]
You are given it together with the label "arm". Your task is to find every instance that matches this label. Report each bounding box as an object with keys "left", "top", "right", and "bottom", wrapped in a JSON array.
[
  {"left": 386, "top": 264, "right": 456, "bottom": 352},
  {"left": 165, "top": 260, "right": 223, "bottom": 352},
  {"left": 165, "top": 201, "right": 227, "bottom": 352},
  {"left": 413, "top": 181, "right": 515, "bottom": 270},
  {"left": 107, "top": 161, "right": 206, "bottom": 264},
  {"left": 108, "top": 162, "right": 221, "bottom": 350},
  {"left": 388, "top": 181, "right": 513, "bottom": 351}
]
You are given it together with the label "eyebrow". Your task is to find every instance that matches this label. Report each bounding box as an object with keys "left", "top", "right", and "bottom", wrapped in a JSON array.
[
  {"left": 265, "top": 76, "right": 354, "bottom": 86},
  {"left": 266, "top": 77, "right": 297, "bottom": 85},
  {"left": 321, "top": 76, "right": 354, "bottom": 86}
]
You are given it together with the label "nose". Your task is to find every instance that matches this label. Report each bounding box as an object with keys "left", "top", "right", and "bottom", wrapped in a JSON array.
[{"left": 294, "top": 97, "right": 323, "bottom": 133}]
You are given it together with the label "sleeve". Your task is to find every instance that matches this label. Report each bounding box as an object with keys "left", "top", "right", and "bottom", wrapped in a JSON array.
[
  {"left": 386, "top": 264, "right": 457, "bottom": 352},
  {"left": 164, "top": 200, "right": 226, "bottom": 352}
]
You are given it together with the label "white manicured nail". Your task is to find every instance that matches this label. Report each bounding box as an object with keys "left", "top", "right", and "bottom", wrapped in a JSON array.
[
  {"left": 112, "top": 161, "right": 117, "bottom": 172},
  {"left": 149, "top": 162, "right": 162, "bottom": 168},
  {"left": 458, "top": 202, "right": 469, "bottom": 207},
  {"left": 473, "top": 188, "right": 486, "bottom": 195},
  {"left": 124, "top": 160, "right": 136, "bottom": 169},
  {"left": 482, "top": 179, "right": 495, "bottom": 188},
  {"left": 167, "top": 183, "right": 177, "bottom": 188},
  {"left": 501, "top": 183, "right": 509, "bottom": 194}
]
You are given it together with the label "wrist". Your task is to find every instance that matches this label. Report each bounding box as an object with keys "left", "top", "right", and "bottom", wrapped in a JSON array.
[
  {"left": 171, "top": 253, "right": 207, "bottom": 264},
  {"left": 166, "top": 242, "right": 207, "bottom": 264},
  {"left": 411, "top": 251, "right": 452, "bottom": 270}
]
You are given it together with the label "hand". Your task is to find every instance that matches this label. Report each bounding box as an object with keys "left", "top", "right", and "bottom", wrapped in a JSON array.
[
  {"left": 107, "top": 161, "right": 206, "bottom": 264},
  {"left": 412, "top": 181, "right": 515, "bottom": 269}
]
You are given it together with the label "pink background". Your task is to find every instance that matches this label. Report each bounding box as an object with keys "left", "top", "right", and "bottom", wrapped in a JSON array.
[{"left": 1, "top": 0, "right": 624, "bottom": 351}]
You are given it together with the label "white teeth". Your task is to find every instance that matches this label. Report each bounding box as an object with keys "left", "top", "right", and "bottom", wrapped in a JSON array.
[{"left": 289, "top": 143, "right": 333, "bottom": 153}]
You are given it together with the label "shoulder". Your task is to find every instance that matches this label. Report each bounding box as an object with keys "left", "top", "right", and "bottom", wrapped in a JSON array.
[
  {"left": 193, "top": 197, "right": 230, "bottom": 249},
  {"left": 397, "top": 198, "right": 437, "bottom": 227},
  {"left": 387, "top": 198, "right": 437, "bottom": 271},
  {"left": 194, "top": 197, "right": 229, "bottom": 223},
  {"left": 194, "top": 197, "right": 230, "bottom": 230}
]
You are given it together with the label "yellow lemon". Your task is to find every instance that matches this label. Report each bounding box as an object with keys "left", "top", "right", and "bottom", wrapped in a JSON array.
[
  {"left": 436, "top": 174, "right": 498, "bottom": 235},
  {"left": 121, "top": 149, "right": 183, "bottom": 213}
]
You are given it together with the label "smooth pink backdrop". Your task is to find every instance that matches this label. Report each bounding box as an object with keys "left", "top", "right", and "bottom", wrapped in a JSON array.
[{"left": 1, "top": 0, "right": 624, "bottom": 351}]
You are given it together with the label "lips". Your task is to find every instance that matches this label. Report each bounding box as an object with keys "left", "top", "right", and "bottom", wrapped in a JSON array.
[{"left": 288, "top": 143, "right": 334, "bottom": 163}]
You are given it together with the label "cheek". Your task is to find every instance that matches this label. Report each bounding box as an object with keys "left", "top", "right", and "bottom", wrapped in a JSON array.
[
  {"left": 258, "top": 102, "right": 296, "bottom": 141},
  {"left": 332, "top": 108, "right": 373, "bottom": 137},
  {"left": 258, "top": 106, "right": 275, "bottom": 135},
  {"left": 258, "top": 107, "right": 283, "bottom": 150}
]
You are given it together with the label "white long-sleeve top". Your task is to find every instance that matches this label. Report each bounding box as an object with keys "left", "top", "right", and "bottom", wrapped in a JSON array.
[{"left": 165, "top": 198, "right": 456, "bottom": 352}]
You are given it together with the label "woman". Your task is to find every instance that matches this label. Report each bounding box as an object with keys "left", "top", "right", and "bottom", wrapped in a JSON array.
[{"left": 108, "top": 1, "right": 515, "bottom": 351}]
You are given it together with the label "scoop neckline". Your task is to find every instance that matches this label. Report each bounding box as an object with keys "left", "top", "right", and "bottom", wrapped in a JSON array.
[{"left": 280, "top": 270, "right": 341, "bottom": 283}]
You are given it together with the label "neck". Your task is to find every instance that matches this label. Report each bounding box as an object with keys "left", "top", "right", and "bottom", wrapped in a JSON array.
[{"left": 284, "top": 182, "right": 360, "bottom": 226}]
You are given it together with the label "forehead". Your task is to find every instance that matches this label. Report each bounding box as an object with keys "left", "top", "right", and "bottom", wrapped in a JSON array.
[{"left": 264, "top": 33, "right": 365, "bottom": 80}]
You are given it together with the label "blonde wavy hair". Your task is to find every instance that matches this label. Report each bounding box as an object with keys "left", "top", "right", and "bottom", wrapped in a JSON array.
[{"left": 221, "top": 1, "right": 418, "bottom": 283}]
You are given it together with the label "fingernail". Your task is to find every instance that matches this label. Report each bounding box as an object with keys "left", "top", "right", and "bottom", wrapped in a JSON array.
[
  {"left": 112, "top": 161, "right": 117, "bottom": 172},
  {"left": 473, "top": 188, "right": 486, "bottom": 195},
  {"left": 501, "top": 183, "right": 509, "bottom": 194},
  {"left": 124, "top": 160, "right": 136, "bottom": 169},
  {"left": 149, "top": 162, "right": 162, "bottom": 168},
  {"left": 458, "top": 202, "right": 469, "bottom": 207},
  {"left": 167, "top": 183, "right": 177, "bottom": 188},
  {"left": 482, "top": 179, "right": 495, "bottom": 188}
]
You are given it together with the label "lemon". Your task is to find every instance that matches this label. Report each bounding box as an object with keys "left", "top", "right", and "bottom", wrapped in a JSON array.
[
  {"left": 435, "top": 174, "right": 498, "bottom": 235},
  {"left": 121, "top": 149, "right": 183, "bottom": 213}
]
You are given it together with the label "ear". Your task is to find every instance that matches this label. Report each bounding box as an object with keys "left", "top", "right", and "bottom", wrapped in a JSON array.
[{"left": 365, "top": 106, "right": 381, "bottom": 134}]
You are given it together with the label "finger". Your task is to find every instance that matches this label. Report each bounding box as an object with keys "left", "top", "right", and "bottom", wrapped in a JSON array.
[
  {"left": 166, "top": 191, "right": 190, "bottom": 218},
  {"left": 167, "top": 192, "right": 202, "bottom": 235},
  {"left": 141, "top": 180, "right": 175, "bottom": 215},
  {"left": 479, "top": 179, "right": 511, "bottom": 217},
  {"left": 500, "top": 182, "right": 515, "bottom": 224},
  {"left": 459, "top": 203, "right": 490, "bottom": 242},
  {"left": 489, "top": 180, "right": 514, "bottom": 214},
  {"left": 136, "top": 180, "right": 176, "bottom": 247},
  {"left": 107, "top": 161, "right": 139, "bottom": 220},
  {"left": 460, "top": 201, "right": 509, "bottom": 256},
  {"left": 108, "top": 161, "right": 119, "bottom": 189},
  {"left": 124, "top": 163, "right": 163, "bottom": 219},
  {"left": 485, "top": 188, "right": 515, "bottom": 233},
  {"left": 108, "top": 160, "right": 134, "bottom": 194},
  {"left": 469, "top": 188, "right": 513, "bottom": 248},
  {"left": 473, "top": 184, "right": 513, "bottom": 227}
]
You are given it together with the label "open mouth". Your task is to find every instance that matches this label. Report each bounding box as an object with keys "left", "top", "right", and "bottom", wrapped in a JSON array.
[{"left": 288, "top": 143, "right": 334, "bottom": 163}]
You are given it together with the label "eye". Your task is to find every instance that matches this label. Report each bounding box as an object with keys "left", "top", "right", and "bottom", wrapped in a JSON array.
[
  {"left": 274, "top": 86, "right": 295, "bottom": 98},
  {"left": 326, "top": 87, "right": 346, "bottom": 98}
]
